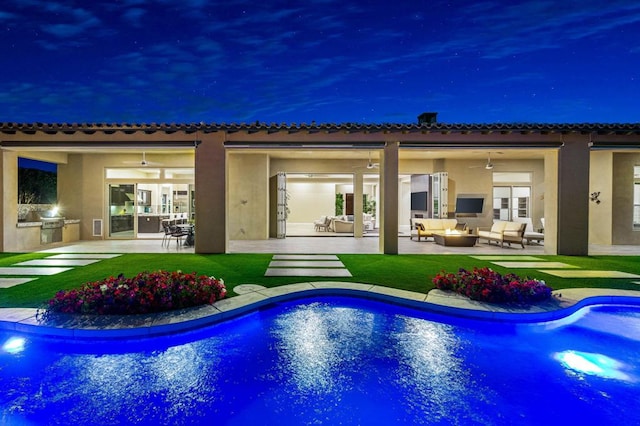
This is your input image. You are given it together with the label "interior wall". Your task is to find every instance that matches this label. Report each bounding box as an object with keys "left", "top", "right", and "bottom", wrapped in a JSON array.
[
  {"left": 227, "top": 153, "right": 269, "bottom": 239},
  {"left": 287, "top": 182, "right": 335, "bottom": 222},
  {"left": 589, "top": 152, "right": 613, "bottom": 244},
  {"left": 612, "top": 152, "right": 640, "bottom": 244},
  {"left": 445, "top": 158, "right": 545, "bottom": 230}
]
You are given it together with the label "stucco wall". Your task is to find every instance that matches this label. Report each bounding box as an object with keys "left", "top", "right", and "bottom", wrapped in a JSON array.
[
  {"left": 589, "top": 152, "right": 613, "bottom": 244},
  {"left": 227, "top": 153, "right": 269, "bottom": 239},
  {"left": 612, "top": 153, "right": 640, "bottom": 244}
]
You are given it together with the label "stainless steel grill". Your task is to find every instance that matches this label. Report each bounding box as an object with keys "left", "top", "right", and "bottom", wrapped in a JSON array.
[{"left": 41, "top": 217, "right": 64, "bottom": 244}]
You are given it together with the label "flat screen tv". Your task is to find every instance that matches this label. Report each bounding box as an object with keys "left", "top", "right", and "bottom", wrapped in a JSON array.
[
  {"left": 455, "top": 197, "right": 484, "bottom": 214},
  {"left": 411, "top": 191, "right": 428, "bottom": 210}
]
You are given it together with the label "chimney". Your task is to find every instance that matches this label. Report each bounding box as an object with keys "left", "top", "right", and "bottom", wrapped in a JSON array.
[{"left": 418, "top": 112, "right": 438, "bottom": 124}]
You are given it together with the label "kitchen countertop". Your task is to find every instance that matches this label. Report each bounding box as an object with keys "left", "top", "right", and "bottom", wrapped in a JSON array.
[{"left": 17, "top": 219, "right": 80, "bottom": 228}]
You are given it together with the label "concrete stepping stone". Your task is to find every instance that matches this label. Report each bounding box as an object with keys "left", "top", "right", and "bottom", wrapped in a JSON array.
[
  {"left": 265, "top": 268, "right": 352, "bottom": 277},
  {"left": 0, "top": 267, "right": 73, "bottom": 276},
  {"left": 265, "top": 254, "right": 351, "bottom": 278},
  {"left": 471, "top": 256, "right": 543, "bottom": 261},
  {"left": 273, "top": 254, "right": 339, "bottom": 260},
  {"left": 540, "top": 270, "right": 640, "bottom": 279},
  {"left": 269, "top": 260, "right": 345, "bottom": 268},
  {"left": 491, "top": 261, "right": 578, "bottom": 269},
  {"left": 14, "top": 259, "right": 101, "bottom": 267},
  {"left": 48, "top": 254, "right": 122, "bottom": 259},
  {"left": 0, "top": 278, "right": 36, "bottom": 288}
]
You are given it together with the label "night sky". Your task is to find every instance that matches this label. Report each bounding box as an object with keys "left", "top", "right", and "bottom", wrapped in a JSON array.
[{"left": 2, "top": 0, "right": 639, "bottom": 125}]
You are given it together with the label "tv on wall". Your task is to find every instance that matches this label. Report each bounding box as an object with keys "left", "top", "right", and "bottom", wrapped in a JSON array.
[
  {"left": 455, "top": 197, "right": 484, "bottom": 214},
  {"left": 411, "top": 191, "right": 428, "bottom": 210}
]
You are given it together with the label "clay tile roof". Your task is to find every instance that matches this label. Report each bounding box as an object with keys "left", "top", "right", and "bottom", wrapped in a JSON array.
[{"left": 1, "top": 121, "right": 640, "bottom": 135}]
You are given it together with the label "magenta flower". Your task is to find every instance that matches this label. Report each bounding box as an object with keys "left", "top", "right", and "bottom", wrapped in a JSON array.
[
  {"left": 432, "top": 267, "right": 551, "bottom": 305},
  {"left": 40, "top": 270, "right": 227, "bottom": 317}
]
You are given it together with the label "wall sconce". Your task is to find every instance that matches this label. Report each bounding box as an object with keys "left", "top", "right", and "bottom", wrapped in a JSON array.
[{"left": 590, "top": 192, "right": 601, "bottom": 204}]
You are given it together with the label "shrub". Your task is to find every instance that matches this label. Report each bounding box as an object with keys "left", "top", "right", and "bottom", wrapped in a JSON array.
[
  {"left": 432, "top": 267, "right": 552, "bottom": 305},
  {"left": 41, "top": 270, "right": 227, "bottom": 316}
]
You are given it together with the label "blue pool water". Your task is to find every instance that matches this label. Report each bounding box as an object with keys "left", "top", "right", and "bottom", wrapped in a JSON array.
[{"left": 1, "top": 296, "right": 640, "bottom": 425}]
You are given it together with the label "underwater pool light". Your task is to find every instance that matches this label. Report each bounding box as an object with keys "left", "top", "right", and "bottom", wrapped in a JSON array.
[
  {"left": 554, "top": 350, "right": 631, "bottom": 381},
  {"left": 2, "top": 337, "right": 26, "bottom": 354}
]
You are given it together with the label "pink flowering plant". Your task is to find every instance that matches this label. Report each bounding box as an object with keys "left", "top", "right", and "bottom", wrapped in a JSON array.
[
  {"left": 40, "top": 270, "right": 226, "bottom": 317},
  {"left": 432, "top": 267, "right": 552, "bottom": 305}
]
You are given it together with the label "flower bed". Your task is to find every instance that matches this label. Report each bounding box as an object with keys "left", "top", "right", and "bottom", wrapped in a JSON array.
[
  {"left": 41, "top": 270, "right": 227, "bottom": 316},
  {"left": 432, "top": 267, "right": 552, "bottom": 305}
]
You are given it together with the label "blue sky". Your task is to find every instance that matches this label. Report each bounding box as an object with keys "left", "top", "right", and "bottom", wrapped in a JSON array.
[{"left": 2, "top": 0, "right": 639, "bottom": 124}]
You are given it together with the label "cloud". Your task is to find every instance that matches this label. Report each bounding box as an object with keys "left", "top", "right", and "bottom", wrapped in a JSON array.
[
  {"left": 123, "top": 7, "right": 146, "bottom": 27},
  {"left": 36, "top": 3, "right": 102, "bottom": 38},
  {"left": 0, "top": 10, "right": 17, "bottom": 20}
]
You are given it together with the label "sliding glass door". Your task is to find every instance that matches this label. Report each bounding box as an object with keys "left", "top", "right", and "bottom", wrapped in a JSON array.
[{"left": 108, "top": 184, "right": 135, "bottom": 238}]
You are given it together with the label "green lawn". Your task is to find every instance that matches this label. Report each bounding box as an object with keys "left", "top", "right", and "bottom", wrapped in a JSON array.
[{"left": 1, "top": 253, "right": 639, "bottom": 308}]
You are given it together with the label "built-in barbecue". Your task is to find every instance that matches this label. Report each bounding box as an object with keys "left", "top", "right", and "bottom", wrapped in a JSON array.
[{"left": 40, "top": 216, "right": 64, "bottom": 244}]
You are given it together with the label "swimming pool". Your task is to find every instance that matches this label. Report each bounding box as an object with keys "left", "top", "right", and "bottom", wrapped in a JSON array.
[{"left": 1, "top": 296, "right": 639, "bottom": 425}]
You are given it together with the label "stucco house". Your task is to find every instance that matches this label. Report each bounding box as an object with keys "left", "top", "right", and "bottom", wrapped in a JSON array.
[{"left": 1, "top": 119, "right": 639, "bottom": 255}]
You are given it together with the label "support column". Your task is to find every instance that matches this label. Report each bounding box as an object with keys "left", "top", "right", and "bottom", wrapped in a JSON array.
[
  {"left": 354, "top": 172, "right": 364, "bottom": 237},
  {"left": 1, "top": 151, "right": 18, "bottom": 252},
  {"left": 557, "top": 135, "right": 590, "bottom": 255},
  {"left": 381, "top": 142, "right": 399, "bottom": 254},
  {"left": 543, "top": 151, "right": 558, "bottom": 254},
  {"left": 195, "top": 132, "right": 226, "bottom": 253}
]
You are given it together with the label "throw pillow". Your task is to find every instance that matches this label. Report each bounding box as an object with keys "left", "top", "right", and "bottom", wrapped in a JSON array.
[{"left": 416, "top": 222, "right": 425, "bottom": 231}]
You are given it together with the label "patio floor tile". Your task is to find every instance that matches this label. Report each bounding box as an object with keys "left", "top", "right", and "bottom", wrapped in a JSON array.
[
  {"left": 539, "top": 270, "right": 640, "bottom": 278},
  {"left": 234, "top": 284, "right": 267, "bottom": 294}
]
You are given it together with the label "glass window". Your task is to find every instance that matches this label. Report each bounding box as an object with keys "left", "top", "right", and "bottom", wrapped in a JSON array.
[
  {"left": 493, "top": 172, "right": 532, "bottom": 183},
  {"left": 106, "top": 168, "right": 161, "bottom": 179}
]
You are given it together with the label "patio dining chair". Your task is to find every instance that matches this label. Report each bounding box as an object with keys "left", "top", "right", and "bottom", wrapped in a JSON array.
[
  {"left": 161, "top": 221, "right": 173, "bottom": 247},
  {"left": 168, "top": 225, "right": 190, "bottom": 246}
]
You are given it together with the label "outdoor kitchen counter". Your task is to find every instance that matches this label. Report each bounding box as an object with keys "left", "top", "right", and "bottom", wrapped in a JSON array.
[
  {"left": 16, "top": 219, "right": 80, "bottom": 228},
  {"left": 15, "top": 219, "right": 81, "bottom": 250}
]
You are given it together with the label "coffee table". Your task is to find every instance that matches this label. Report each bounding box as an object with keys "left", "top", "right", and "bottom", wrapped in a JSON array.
[{"left": 433, "top": 232, "right": 479, "bottom": 247}]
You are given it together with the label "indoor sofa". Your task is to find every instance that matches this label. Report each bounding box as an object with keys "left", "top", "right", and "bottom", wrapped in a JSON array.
[
  {"left": 477, "top": 220, "right": 526, "bottom": 248},
  {"left": 410, "top": 218, "right": 459, "bottom": 241}
]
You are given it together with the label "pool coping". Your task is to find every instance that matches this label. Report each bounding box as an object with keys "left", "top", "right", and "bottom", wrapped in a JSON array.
[{"left": 1, "top": 282, "right": 639, "bottom": 339}]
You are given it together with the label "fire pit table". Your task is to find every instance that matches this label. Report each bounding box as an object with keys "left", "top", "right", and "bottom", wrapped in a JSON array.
[{"left": 433, "top": 231, "right": 478, "bottom": 247}]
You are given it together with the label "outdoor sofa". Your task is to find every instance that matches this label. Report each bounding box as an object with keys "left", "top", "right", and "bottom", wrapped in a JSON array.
[
  {"left": 477, "top": 220, "right": 526, "bottom": 248},
  {"left": 410, "top": 218, "right": 459, "bottom": 241}
]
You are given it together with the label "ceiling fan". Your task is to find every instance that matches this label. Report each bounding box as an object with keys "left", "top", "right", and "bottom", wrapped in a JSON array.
[
  {"left": 123, "top": 152, "right": 161, "bottom": 167},
  {"left": 366, "top": 151, "right": 379, "bottom": 169},
  {"left": 470, "top": 152, "right": 502, "bottom": 170}
]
